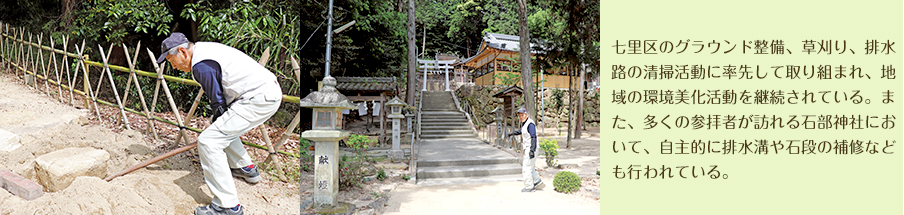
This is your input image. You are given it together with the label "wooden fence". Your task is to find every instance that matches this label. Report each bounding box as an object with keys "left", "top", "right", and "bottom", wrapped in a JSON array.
[{"left": 0, "top": 22, "right": 302, "bottom": 172}]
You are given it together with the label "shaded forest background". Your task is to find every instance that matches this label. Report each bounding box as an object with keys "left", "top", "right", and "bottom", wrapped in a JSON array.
[{"left": 0, "top": 0, "right": 598, "bottom": 130}]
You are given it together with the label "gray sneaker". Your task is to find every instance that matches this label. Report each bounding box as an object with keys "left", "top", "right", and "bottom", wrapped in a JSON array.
[
  {"left": 195, "top": 203, "right": 243, "bottom": 215},
  {"left": 533, "top": 179, "right": 545, "bottom": 190},
  {"left": 521, "top": 188, "right": 534, "bottom": 192},
  {"left": 231, "top": 164, "right": 262, "bottom": 184}
]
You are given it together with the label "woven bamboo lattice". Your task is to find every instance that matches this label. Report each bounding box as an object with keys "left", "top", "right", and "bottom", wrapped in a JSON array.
[{"left": 0, "top": 22, "right": 303, "bottom": 172}]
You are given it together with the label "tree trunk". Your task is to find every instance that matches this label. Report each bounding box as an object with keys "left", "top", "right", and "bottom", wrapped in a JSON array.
[
  {"left": 566, "top": 66, "right": 573, "bottom": 148},
  {"left": 516, "top": 0, "right": 536, "bottom": 121},
  {"left": 575, "top": 63, "right": 585, "bottom": 139},
  {"left": 405, "top": 0, "right": 417, "bottom": 105}
]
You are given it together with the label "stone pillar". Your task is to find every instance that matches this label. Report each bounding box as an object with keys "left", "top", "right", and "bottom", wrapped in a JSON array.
[
  {"left": 303, "top": 130, "right": 347, "bottom": 207},
  {"left": 444, "top": 62, "right": 450, "bottom": 91},
  {"left": 493, "top": 107, "right": 504, "bottom": 146},
  {"left": 298, "top": 76, "right": 356, "bottom": 211},
  {"left": 405, "top": 113, "right": 414, "bottom": 133},
  {"left": 422, "top": 60, "right": 427, "bottom": 91}
]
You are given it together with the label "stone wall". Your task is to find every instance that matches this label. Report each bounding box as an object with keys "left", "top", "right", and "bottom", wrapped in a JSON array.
[{"left": 454, "top": 85, "right": 600, "bottom": 128}]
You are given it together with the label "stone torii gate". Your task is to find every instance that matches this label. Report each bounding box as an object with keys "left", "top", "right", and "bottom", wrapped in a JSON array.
[{"left": 417, "top": 58, "right": 455, "bottom": 91}]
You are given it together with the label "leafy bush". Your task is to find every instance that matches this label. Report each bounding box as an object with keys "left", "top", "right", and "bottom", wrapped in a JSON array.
[
  {"left": 553, "top": 171, "right": 580, "bottom": 194},
  {"left": 376, "top": 169, "right": 386, "bottom": 181},
  {"left": 348, "top": 134, "right": 377, "bottom": 150},
  {"left": 69, "top": 0, "right": 173, "bottom": 44},
  {"left": 337, "top": 134, "right": 375, "bottom": 189},
  {"left": 596, "top": 169, "right": 600, "bottom": 176},
  {"left": 338, "top": 155, "right": 365, "bottom": 189},
  {"left": 401, "top": 174, "right": 410, "bottom": 181},
  {"left": 493, "top": 72, "right": 521, "bottom": 86},
  {"left": 539, "top": 138, "right": 559, "bottom": 167},
  {"left": 299, "top": 138, "right": 313, "bottom": 171}
]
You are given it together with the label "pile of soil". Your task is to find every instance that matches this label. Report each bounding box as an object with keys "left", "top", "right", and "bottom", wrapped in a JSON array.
[{"left": 0, "top": 73, "right": 300, "bottom": 214}]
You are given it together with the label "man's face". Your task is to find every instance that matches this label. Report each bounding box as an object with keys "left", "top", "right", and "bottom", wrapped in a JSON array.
[
  {"left": 165, "top": 47, "right": 191, "bottom": 73},
  {"left": 518, "top": 112, "right": 528, "bottom": 122}
]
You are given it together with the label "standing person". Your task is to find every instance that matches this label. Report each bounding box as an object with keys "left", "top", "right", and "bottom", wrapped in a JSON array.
[
  {"left": 158, "top": 32, "right": 283, "bottom": 215},
  {"left": 507, "top": 107, "right": 544, "bottom": 192}
]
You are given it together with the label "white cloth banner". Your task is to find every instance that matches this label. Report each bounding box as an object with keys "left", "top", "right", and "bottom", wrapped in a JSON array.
[
  {"left": 372, "top": 101, "right": 382, "bottom": 116},
  {"left": 358, "top": 102, "right": 368, "bottom": 116}
]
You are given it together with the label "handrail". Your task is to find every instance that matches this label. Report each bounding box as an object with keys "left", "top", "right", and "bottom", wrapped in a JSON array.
[{"left": 450, "top": 90, "right": 480, "bottom": 136}]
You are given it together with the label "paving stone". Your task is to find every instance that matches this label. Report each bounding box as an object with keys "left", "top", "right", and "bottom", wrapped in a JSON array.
[{"left": 34, "top": 147, "right": 109, "bottom": 192}]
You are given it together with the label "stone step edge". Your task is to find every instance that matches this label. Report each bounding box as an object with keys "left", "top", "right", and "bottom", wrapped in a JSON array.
[{"left": 417, "top": 158, "right": 519, "bottom": 167}]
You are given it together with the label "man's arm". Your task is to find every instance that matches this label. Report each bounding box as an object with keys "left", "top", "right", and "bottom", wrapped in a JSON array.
[
  {"left": 506, "top": 129, "right": 522, "bottom": 137},
  {"left": 528, "top": 122, "right": 537, "bottom": 159},
  {"left": 191, "top": 60, "right": 227, "bottom": 122}
]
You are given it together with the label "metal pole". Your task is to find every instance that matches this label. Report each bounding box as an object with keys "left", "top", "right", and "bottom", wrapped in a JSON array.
[
  {"left": 324, "top": 0, "right": 333, "bottom": 78},
  {"left": 540, "top": 67, "right": 544, "bottom": 134}
]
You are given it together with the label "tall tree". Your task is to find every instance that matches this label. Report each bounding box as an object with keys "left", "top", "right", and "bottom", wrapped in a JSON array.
[
  {"left": 516, "top": 0, "right": 535, "bottom": 121},
  {"left": 533, "top": 0, "right": 599, "bottom": 148},
  {"left": 406, "top": 0, "right": 416, "bottom": 104}
]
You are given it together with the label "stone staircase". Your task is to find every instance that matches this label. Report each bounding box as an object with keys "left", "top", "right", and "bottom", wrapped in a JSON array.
[
  {"left": 420, "top": 91, "right": 476, "bottom": 139},
  {"left": 415, "top": 91, "right": 520, "bottom": 185}
]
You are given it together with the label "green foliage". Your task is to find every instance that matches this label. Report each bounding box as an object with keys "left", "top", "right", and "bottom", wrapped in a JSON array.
[
  {"left": 402, "top": 174, "right": 411, "bottom": 181},
  {"left": 539, "top": 138, "right": 559, "bottom": 167},
  {"left": 69, "top": 0, "right": 173, "bottom": 44},
  {"left": 596, "top": 169, "right": 600, "bottom": 176},
  {"left": 493, "top": 72, "right": 520, "bottom": 86},
  {"left": 533, "top": 0, "right": 600, "bottom": 83},
  {"left": 182, "top": 1, "right": 300, "bottom": 96},
  {"left": 348, "top": 134, "right": 377, "bottom": 151},
  {"left": 338, "top": 155, "right": 365, "bottom": 189},
  {"left": 376, "top": 169, "right": 386, "bottom": 181},
  {"left": 338, "top": 134, "right": 375, "bottom": 189},
  {"left": 553, "top": 171, "right": 581, "bottom": 194},
  {"left": 299, "top": 139, "right": 313, "bottom": 171}
]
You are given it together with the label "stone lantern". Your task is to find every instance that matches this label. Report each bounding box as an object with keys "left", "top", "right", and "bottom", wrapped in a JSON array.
[
  {"left": 385, "top": 96, "right": 407, "bottom": 162},
  {"left": 299, "top": 76, "right": 356, "bottom": 209}
]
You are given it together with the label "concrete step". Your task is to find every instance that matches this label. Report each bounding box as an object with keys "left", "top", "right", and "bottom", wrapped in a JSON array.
[
  {"left": 421, "top": 130, "right": 473, "bottom": 135},
  {"left": 421, "top": 111, "right": 464, "bottom": 116},
  {"left": 421, "top": 116, "right": 468, "bottom": 122},
  {"left": 421, "top": 118, "right": 468, "bottom": 123},
  {"left": 421, "top": 134, "right": 477, "bottom": 139},
  {"left": 421, "top": 114, "right": 465, "bottom": 118},
  {"left": 416, "top": 163, "right": 521, "bottom": 179},
  {"left": 421, "top": 123, "right": 470, "bottom": 127},
  {"left": 421, "top": 109, "right": 459, "bottom": 112},
  {"left": 418, "top": 157, "right": 519, "bottom": 167},
  {"left": 416, "top": 174, "right": 521, "bottom": 186},
  {"left": 420, "top": 125, "right": 472, "bottom": 130},
  {"left": 422, "top": 105, "right": 458, "bottom": 111}
]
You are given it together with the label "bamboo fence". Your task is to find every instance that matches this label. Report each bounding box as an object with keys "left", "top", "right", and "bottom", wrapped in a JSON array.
[{"left": 0, "top": 22, "right": 303, "bottom": 161}]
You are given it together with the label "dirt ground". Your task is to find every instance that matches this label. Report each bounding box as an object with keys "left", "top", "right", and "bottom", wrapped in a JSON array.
[
  {"left": 384, "top": 131, "right": 601, "bottom": 215},
  {"left": 0, "top": 70, "right": 422, "bottom": 215},
  {"left": 0, "top": 69, "right": 600, "bottom": 214},
  {"left": 0, "top": 71, "right": 307, "bottom": 214}
]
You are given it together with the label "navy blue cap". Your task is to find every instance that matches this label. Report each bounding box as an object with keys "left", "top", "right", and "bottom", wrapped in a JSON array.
[
  {"left": 156, "top": 32, "right": 189, "bottom": 64},
  {"left": 517, "top": 107, "right": 528, "bottom": 114}
]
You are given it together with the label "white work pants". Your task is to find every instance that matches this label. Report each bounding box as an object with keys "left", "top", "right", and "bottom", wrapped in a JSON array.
[
  {"left": 522, "top": 150, "right": 540, "bottom": 189},
  {"left": 197, "top": 94, "right": 280, "bottom": 208}
]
